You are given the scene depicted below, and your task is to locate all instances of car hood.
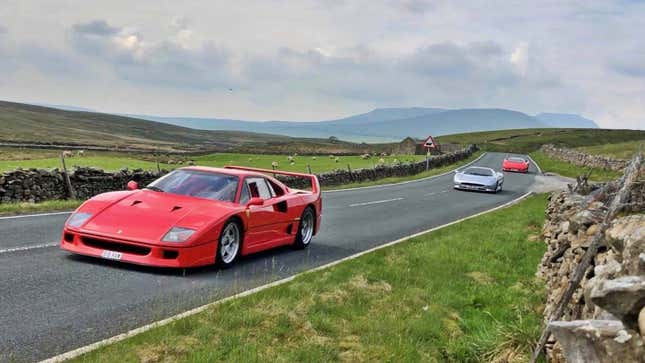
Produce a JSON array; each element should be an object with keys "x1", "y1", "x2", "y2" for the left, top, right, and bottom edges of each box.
[
  {"x1": 454, "y1": 173, "x2": 497, "y2": 184},
  {"x1": 81, "y1": 190, "x2": 235, "y2": 243}
]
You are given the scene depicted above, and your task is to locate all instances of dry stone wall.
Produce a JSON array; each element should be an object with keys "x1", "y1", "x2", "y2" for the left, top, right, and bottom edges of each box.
[
  {"x1": 541, "y1": 144, "x2": 628, "y2": 171},
  {"x1": 537, "y1": 161, "x2": 645, "y2": 362},
  {"x1": 0, "y1": 145, "x2": 478, "y2": 203}
]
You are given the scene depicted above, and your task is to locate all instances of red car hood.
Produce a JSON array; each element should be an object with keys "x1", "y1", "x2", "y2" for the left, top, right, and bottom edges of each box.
[{"x1": 81, "y1": 190, "x2": 234, "y2": 243}]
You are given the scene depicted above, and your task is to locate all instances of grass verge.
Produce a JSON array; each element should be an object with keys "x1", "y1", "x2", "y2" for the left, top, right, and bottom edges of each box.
[
  {"x1": 324, "y1": 151, "x2": 483, "y2": 190},
  {"x1": 576, "y1": 140, "x2": 645, "y2": 159},
  {"x1": 529, "y1": 151, "x2": 622, "y2": 181},
  {"x1": 0, "y1": 199, "x2": 81, "y2": 216},
  {"x1": 70, "y1": 194, "x2": 548, "y2": 363}
]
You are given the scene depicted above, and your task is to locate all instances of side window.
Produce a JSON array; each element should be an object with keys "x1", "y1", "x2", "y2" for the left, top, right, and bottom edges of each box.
[
  {"x1": 266, "y1": 179, "x2": 284, "y2": 197},
  {"x1": 247, "y1": 178, "x2": 272, "y2": 200},
  {"x1": 239, "y1": 181, "x2": 251, "y2": 205}
]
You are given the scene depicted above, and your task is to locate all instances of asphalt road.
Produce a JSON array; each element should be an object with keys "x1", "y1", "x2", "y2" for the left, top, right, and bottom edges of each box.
[{"x1": 0, "y1": 152, "x2": 538, "y2": 362}]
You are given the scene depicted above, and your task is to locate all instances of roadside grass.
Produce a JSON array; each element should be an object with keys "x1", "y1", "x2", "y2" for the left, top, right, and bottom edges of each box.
[
  {"x1": 577, "y1": 140, "x2": 645, "y2": 159},
  {"x1": 529, "y1": 151, "x2": 622, "y2": 181},
  {"x1": 324, "y1": 151, "x2": 483, "y2": 190},
  {"x1": 0, "y1": 199, "x2": 81, "y2": 216},
  {"x1": 70, "y1": 194, "x2": 548, "y2": 363}
]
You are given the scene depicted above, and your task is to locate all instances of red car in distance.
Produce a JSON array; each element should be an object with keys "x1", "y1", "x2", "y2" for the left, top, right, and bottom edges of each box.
[
  {"x1": 60, "y1": 166, "x2": 322, "y2": 268},
  {"x1": 502, "y1": 156, "x2": 530, "y2": 173}
]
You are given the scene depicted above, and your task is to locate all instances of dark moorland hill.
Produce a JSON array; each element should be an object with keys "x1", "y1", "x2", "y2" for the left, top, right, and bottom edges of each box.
[{"x1": 0, "y1": 101, "x2": 376, "y2": 154}]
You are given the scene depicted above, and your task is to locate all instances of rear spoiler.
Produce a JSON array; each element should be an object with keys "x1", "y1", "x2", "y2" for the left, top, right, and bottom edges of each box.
[{"x1": 224, "y1": 166, "x2": 320, "y2": 196}]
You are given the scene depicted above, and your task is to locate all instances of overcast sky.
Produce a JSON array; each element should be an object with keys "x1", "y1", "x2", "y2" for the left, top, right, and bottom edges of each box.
[{"x1": 1, "y1": 1, "x2": 644, "y2": 129}]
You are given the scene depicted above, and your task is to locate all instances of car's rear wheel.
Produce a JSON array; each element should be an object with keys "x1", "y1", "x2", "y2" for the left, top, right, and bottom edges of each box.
[
  {"x1": 293, "y1": 207, "x2": 315, "y2": 249},
  {"x1": 217, "y1": 220, "x2": 241, "y2": 268}
]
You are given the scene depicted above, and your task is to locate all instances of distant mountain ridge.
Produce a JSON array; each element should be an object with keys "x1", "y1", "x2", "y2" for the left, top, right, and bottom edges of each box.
[{"x1": 134, "y1": 108, "x2": 599, "y2": 142}]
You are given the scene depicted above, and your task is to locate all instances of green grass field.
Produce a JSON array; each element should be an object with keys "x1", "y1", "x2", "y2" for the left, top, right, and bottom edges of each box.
[
  {"x1": 529, "y1": 151, "x2": 623, "y2": 181},
  {"x1": 437, "y1": 128, "x2": 645, "y2": 154},
  {"x1": 0, "y1": 148, "x2": 424, "y2": 174},
  {"x1": 69, "y1": 194, "x2": 547, "y2": 363},
  {"x1": 576, "y1": 140, "x2": 645, "y2": 159}
]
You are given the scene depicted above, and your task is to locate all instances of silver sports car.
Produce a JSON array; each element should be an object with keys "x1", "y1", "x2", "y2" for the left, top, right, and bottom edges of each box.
[{"x1": 453, "y1": 166, "x2": 504, "y2": 193}]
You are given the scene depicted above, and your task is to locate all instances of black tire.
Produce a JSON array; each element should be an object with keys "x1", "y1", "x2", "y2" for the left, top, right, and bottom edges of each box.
[
  {"x1": 293, "y1": 207, "x2": 315, "y2": 249},
  {"x1": 216, "y1": 220, "x2": 241, "y2": 268}
]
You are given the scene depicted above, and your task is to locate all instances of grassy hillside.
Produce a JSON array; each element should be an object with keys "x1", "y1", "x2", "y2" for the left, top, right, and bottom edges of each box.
[
  {"x1": 437, "y1": 128, "x2": 645, "y2": 153},
  {"x1": 0, "y1": 101, "x2": 379, "y2": 154}
]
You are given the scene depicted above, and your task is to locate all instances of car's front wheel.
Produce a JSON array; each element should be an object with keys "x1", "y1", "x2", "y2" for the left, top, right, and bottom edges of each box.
[
  {"x1": 293, "y1": 207, "x2": 315, "y2": 249},
  {"x1": 216, "y1": 220, "x2": 241, "y2": 268}
]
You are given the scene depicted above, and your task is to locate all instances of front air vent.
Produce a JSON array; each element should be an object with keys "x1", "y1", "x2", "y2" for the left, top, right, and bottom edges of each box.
[
  {"x1": 131, "y1": 200, "x2": 142, "y2": 206},
  {"x1": 171, "y1": 206, "x2": 182, "y2": 212}
]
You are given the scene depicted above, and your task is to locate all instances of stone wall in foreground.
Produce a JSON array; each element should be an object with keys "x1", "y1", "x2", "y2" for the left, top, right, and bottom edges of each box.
[
  {"x1": 537, "y1": 161, "x2": 644, "y2": 362},
  {"x1": 540, "y1": 144, "x2": 628, "y2": 171},
  {"x1": 0, "y1": 145, "x2": 478, "y2": 203}
]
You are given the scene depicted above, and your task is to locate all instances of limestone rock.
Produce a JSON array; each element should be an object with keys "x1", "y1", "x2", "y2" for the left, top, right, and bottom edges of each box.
[
  {"x1": 588, "y1": 275, "x2": 645, "y2": 331},
  {"x1": 549, "y1": 320, "x2": 645, "y2": 363}
]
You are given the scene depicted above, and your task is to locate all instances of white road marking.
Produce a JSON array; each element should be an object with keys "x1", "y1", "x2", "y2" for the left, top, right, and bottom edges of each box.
[
  {"x1": 440, "y1": 190, "x2": 449, "y2": 193},
  {"x1": 425, "y1": 192, "x2": 436, "y2": 196},
  {"x1": 527, "y1": 154, "x2": 543, "y2": 174},
  {"x1": 349, "y1": 197, "x2": 404, "y2": 207},
  {"x1": 40, "y1": 191, "x2": 534, "y2": 363},
  {"x1": 0, "y1": 211, "x2": 71, "y2": 220},
  {"x1": 0, "y1": 242, "x2": 58, "y2": 254}
]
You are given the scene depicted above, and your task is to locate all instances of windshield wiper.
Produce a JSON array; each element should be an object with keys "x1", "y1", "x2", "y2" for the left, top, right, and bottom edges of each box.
[{"x1": 145, "y1": 186, "x2": 165, "y2": 192}]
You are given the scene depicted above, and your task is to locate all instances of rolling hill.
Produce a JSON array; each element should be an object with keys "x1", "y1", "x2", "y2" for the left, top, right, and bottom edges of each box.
[
  {"x1": 135, "y1": 108, "x2": 599, "y2": 142},
  {"x1": 0, "y1": 101, "x2": 371, "y2": 154}
]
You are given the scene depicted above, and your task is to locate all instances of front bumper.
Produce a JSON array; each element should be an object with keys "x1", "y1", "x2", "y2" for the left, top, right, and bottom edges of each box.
[
  {"x1": 60, "y1": 229, "x2": 216, "y2": 268},
  {"x1": 502, "y1": 167, "x2": 528, "y2": 173},
  {"x1": 453, "y1": 183, "x2": 498, "y2": 192}
]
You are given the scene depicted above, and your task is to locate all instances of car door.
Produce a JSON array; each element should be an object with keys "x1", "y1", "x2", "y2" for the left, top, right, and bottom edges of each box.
[{"x1": 243, "y1": 177, "x2": 283, "y2": 249}]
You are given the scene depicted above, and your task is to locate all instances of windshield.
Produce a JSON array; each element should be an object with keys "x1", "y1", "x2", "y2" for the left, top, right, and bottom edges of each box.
[
  {"x1": 463, "y1": 167, "x2": 493, "y2": 176},
  {"x1": 146, "y1": 169, "x2": 239, "y2": 202},
  {"x1": 508, "y1": 157, "x2": 526, "y2": 163}
]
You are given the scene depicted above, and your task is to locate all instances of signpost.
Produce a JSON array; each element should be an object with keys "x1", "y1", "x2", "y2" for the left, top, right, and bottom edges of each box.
[{"x1": 423, "y1": 135, "x2": 439, "y2": 170}]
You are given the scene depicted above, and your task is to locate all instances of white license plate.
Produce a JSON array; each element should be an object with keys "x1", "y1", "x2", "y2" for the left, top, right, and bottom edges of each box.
[
  {"x1": 101, "y1": 250, "x2": 122, "y2": 260},
  {"x1": 512, "y1": 169, "x2": 519, "y2": 171}
]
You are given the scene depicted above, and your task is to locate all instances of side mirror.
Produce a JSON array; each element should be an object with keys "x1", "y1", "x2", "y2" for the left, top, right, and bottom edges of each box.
[
  {"x1": 126, "y1": 180, "x2": 139, "y2": 190},
  {"x1": 247, "y1": 197, "x2": 264, "y2": 207}
]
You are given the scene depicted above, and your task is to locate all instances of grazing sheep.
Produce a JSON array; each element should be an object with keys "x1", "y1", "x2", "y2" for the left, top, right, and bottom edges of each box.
[
  {"x1": 290, "y1": 161, "x2": 295, "y2": 166},
  {"x1": 334, "y1": 157, "x2": 340, "y2": 163},
  {"x1": 271, "y1": 161, "x2": 279, "y2": 168},
  {"x1": 378, "y1": 158, "x2": 385, "y2": 164},
  {"x1": 360, "y1": 153, "x2": 371, "y2": 160},
  {"x1": 312, "y1": 156, "x2": 317, "y2": 160},
  {"x1": 62, "y1": 150, "x2": 73, "y2": 158},
  {"x1": 329, "y1": 155, "x2": 334, "y2": 159},
  {"x1": 77, "y1": 150, "x2": 85, "y2": 157},
  {"x1": 287, "y1": 155, "x2": 294, "y2": 162}
]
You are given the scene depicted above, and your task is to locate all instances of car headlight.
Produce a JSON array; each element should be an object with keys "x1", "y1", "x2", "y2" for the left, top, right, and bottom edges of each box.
[
  {"x1": 162, "y1": 227, "x2": 196, "y2": 242},
  {"x1": 66, "y1": 212, "x2": 93, "y2": 228}
]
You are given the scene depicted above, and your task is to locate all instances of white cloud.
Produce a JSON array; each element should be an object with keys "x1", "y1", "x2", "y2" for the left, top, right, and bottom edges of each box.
[
  {"x1": 0, "y1": 0, "x2": 643, "y2": 129},
  {"x1": 510, "y1": 42, "x2": 529, "y2": 76}
]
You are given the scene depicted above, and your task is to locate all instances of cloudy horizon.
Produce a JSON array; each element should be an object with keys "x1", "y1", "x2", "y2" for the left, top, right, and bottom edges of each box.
[{"x1": 1, "y1": 1, "x2": 644, "y2": 128}]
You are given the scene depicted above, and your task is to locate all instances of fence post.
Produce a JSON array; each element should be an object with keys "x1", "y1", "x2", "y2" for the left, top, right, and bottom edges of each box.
[
  {"x1": 425, "y1": 149, "x2": 430, "y2": 170},
  {"x1": 60, "y1": 152, "x2": 77, "y2": 199},
  {"x1": 347, "y1": 163, "x2": 354, "y2": 181},
  {"x1": 307, "y1": 164, "x2": 312, "y2": 174}
]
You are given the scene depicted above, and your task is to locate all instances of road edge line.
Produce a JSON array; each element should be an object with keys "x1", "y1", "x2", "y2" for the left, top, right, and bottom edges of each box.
[
  {"x1": 40, "y1": 190, "x2": 534, "y2": 363},
  {"x1": 0, "y1": 211, "x2": 72, "y2": 220},
  {"x1": 527, "y1": 154, "x2": 543, "y2": 174}
]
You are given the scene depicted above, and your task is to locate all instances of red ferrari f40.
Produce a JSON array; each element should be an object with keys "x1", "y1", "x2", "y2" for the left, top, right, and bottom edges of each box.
[
  {"x1": 502, "y1": 156, "x2": 529, "y2": 173},
  {"x1": 60, "y1": 166, "x2": 322, "y2": 268}
]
